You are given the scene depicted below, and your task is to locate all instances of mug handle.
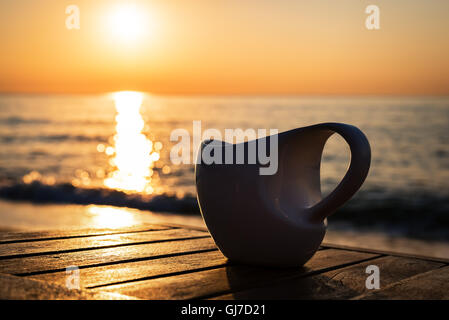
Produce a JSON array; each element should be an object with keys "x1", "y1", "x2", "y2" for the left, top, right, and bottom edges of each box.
[{"x1": 306, "y1": 123, "x2": 371, "y2": 223}]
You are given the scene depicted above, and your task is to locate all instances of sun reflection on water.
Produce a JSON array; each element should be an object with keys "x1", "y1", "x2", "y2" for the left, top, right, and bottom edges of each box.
[
  {"x1": 103, "y1": 91, "x2": 159, "y2": 194},
  {"x1": 88, "y1": 205, "x2": 138, "y2": 229}
]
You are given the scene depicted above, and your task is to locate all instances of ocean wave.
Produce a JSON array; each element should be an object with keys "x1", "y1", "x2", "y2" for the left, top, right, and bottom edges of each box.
[
  {"x1": 0, "y1": 117, "x2": 112, "y2": 126},
  {"x1": 0, "y1": 181, "x2": 200, "y2": 214},
  {"x1": 0, "y1": 134, "x2": 109, "y2": 143},
  {"x1": 0, "y1": 181, "x2": 448, "y2": 240},
  {"x1": 327, "y1": 189, "x2": 449, "y2": 240},
  {"x1": 0, "y1": 117, "x2": 50, "y2": 125}
]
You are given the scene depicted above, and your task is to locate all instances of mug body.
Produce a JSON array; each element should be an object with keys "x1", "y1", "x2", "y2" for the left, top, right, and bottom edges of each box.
[{"x1": 195, "y1": 139, "x2": 326, "y2": 267}]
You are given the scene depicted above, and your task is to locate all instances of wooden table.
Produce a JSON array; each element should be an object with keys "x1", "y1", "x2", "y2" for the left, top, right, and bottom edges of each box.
[{"x1": 0, "y1": 223, "x2": 448, "y2": 300}]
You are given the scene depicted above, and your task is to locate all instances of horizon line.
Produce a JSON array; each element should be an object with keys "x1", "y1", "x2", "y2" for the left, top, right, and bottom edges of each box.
[{"x1": 1, "y1": 91, "x2": 449, "y2": 99}]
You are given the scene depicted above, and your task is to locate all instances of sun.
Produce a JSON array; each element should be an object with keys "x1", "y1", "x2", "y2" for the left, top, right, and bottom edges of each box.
[{"x1": 107, "y1": 3, "x2": 150, "y2": 43}]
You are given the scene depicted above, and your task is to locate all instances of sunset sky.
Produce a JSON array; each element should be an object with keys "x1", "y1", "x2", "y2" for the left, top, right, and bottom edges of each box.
[{"x1": 1, "y1": 0, "x2": 448, "y2": 95}]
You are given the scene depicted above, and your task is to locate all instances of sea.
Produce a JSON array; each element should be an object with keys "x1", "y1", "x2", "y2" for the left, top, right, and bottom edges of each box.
[{"x1": 0, "y1": 93, "x2": 448, "y2": 249}]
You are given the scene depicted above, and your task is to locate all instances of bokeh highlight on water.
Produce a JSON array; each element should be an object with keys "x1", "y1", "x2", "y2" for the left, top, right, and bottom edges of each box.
[{"x1": 0, "y1": 94, "x2": 448, "y2": 239}]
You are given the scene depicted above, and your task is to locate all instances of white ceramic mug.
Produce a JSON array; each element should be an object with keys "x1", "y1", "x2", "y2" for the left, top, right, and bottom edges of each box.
[{"x1": 195, "y1": 123, "x2": 371, "y2": 267}]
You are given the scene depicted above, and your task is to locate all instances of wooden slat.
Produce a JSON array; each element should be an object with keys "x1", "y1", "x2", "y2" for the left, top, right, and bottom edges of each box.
[
  {"x1": 0, "y1": 224, "x2": 171, "y2": 244},
  {"x1": 354, "y1": 265, "x2": 449, "y2": 300},
  {"x1": 0, "y1": 228, "x2": 208, "y2": 259},
  {"x1": 29, "y1": 250, "x2": 228, "y2": 288},
  {"x1": 0, "y1": 237, "x2": 217, "y2": 275},
  {"x1": 213, "y1": 256, "x2": 443, "y2": 299},
  {"x1": 0, "y1": 273, "x2": 136, "y2": 300},
  {"x1": 93, "y1": 249, "x2": 379, "y2": 300},
  {"x1": 28, "y1": 246, "x2": 323, "y2": 288},
  {"x1": 322, "y1": 242, "x2": 449, "y2": 264},
  {"x1": 157, "y1": 223, "x2": 208, "y2": 232}
]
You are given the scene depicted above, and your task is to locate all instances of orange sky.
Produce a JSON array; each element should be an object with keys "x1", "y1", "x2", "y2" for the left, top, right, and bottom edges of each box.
[{"x1": 1, "y1": 0, "x2": 448, "y2": 95}]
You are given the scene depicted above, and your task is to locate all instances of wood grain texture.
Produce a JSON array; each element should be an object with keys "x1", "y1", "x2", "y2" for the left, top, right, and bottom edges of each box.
[
  {"x1": 0, "y1": 228, "x2": 208, "y2": 259},
  {"x1": 1, "y1": 224, "x2": 448, "y2": 300},
  {"x1": 354, "y1": 266, "x2": 449, "y2": 300},
  {"x1": 0, "y1": 273, "x2": 136, "y2": 300},
  {"x1": 213, "y1": 256, "x2": 443, "y2": 299},
  {"x1": 0, "y1": 237, "x2": 217, "y2": 275},
  {"x1": 322, "y1": 242, "x2": 449, "y2": 264},
  {"x1": 30, "y1": 250, "x2": 228, "y2": 288},
  {"x1": 0, "y1": 224, "x2": 170, "y2": 244},
  {"x1": 94, "y1": 249, "x2": 378, "y2": 300}
]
